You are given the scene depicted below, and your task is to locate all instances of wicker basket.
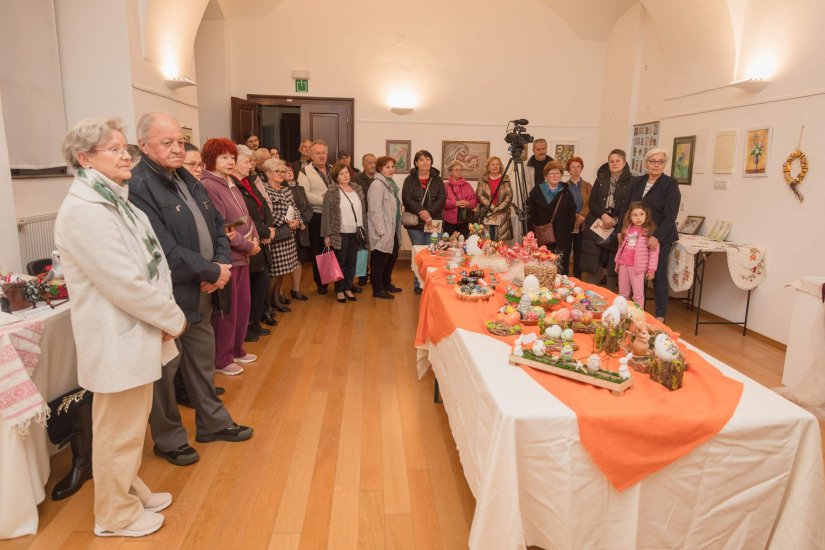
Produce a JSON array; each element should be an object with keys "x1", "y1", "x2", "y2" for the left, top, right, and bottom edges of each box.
[
  {"x1": 454, "y1": 286, "x2": 495, "y2": 302},
  {"x1": 649, "y1": 356, "x2": 686, "y2": 390},
  {"x1": 524, "y1": 263, "x2": 558, "y2": 288}
]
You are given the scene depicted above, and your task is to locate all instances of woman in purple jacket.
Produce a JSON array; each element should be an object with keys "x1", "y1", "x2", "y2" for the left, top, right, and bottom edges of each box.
[
  {"x1": 200, "y1": 138, "x2": 260, "y2": 376},
  {"x1": 443, "y1": 161, "x2": 478, "y2": 238}
]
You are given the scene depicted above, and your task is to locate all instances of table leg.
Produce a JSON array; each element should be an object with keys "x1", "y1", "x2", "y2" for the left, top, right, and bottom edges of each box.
[
  {"x1": 743, "y1": 290, "x2": 751, "y2": 336},
  {"x1": 694, "y1": 254, "x2": 707, "y2": 335}
]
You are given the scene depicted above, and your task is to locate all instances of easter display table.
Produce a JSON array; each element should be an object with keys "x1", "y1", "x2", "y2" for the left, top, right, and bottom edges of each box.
[
  {"x1": 0, "y1": 302, "x2": 77, "y2": 540},
  {"x1": 413, "y1": 249, "x2": 825, "y2": 550}
]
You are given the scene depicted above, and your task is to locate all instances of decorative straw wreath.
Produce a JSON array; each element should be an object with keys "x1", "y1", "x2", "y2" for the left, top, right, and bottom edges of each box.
[{"x1": 783, "y1": 149, "x2": 807, "y2": 202}]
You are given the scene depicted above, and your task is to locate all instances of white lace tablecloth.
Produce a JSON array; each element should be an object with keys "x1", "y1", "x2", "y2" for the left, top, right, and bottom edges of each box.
[{"x1": 668, "y1": 235, "x2": 767, "y2": 292}]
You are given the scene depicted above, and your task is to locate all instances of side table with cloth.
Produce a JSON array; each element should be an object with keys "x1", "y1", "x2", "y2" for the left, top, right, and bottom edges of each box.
[
  {"x1": 777, "y1": 276, "x2": 825, "y2": 417},
  {"x1": 412, "y1": 249, "x2": 825, "y2": 550},
  {"x1": 0, "y1": 302, "x2": 77, "y2": 539},
  {"x1": 668, "y1": 234, "x2": 767, "y2": 335}
]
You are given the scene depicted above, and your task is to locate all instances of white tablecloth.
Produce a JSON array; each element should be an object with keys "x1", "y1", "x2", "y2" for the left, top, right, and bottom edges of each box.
[{"x1": 0, "y1": 303, "x2": 77, "y2": 539}]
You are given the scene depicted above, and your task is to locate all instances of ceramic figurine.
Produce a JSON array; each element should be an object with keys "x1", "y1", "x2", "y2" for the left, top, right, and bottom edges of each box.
[
  {"x1": 586, "y1": 353, "x2": 601, "y2": 373},
  {"x1": 618, "y1": 355, "x2": 631, "y2": 380},
  {"x1": 613, "y1": 295, "x2": 629, "y2": 317},
  {"x1": 560, "y1": 343, "x2": 574, "y2": 362}
]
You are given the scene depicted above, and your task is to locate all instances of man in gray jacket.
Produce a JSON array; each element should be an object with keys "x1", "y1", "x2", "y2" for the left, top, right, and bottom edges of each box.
[{"x1": 129, "y1": 112, "x2": 253, "y2": 466}]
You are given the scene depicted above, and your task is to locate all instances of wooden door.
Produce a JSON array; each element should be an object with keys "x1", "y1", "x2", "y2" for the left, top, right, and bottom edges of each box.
[
  {"x1": 280, "y1": 112, "x2": 301, "y2": 162},
  {"x1": 230, "y1": 97, "x2": 260, "y2": 144},
  {"x1": 299, "y1": 101, "x2": 352, "y2": 161}
]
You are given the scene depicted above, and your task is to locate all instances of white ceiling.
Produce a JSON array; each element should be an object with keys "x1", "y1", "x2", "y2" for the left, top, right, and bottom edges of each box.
[{"x1": 539, "y1": 0, "x2": 639, "y2": 41}]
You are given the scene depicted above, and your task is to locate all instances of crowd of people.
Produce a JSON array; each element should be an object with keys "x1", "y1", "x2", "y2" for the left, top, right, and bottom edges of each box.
[{"x1": 53, "y1": 112, "x2": 679, "y2": 537}]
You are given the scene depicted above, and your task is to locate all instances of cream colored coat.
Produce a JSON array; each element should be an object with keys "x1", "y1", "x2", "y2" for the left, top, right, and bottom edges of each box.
[
  {"x1": 55, "y1": 178, "x2": 186, "y2": 394},
  {"x1": 368, "y1": 174, "x2": 400, "y2": 253}
]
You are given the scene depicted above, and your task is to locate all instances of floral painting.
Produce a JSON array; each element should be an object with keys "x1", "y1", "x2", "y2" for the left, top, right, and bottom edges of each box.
[
  {"x1": 671, "y1": 136, "x2": 696, "y2": 184},
  {"x1": 744, "y1": 126, "x2": 771, "y2": 177},
  {"x1": 553, "y1": 143, "x2": 577, "y2": 169},
  {"x1": 386, "y1": 140, "x2": 411, "y2": 174}
]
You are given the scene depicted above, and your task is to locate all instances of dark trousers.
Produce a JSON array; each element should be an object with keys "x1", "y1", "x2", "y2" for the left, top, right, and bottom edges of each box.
[
  {"x1": 652, "y1": 242, "x2": 672, "y2": 318},
  {"x1": 443, "y1": 221, "x2": 469, "y2": 239},
  {"x1": 370, "y1": 237, "x2": 399, "y2": 294},
  {"x1": 571, "y1": 231, "x2": 583, "y2": 279},
  {"x1": 600, "y1": 248, "x2": 619, "y2": 292},
  {"x1": 308, "y1": 214, "x2": 325, "y2": 289},
  {"x1": 333, "y1": 233, "x2": 359, "y2": 293},
  {"x1": 248, "y1": 268, "x2": 270, "y2": 325},
  {"x1": 149, "y1": 293, "x2": 233, "y2": 450}
]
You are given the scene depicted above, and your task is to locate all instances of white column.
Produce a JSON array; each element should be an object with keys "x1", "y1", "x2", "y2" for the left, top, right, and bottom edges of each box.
[{"x1": 0, "y1": 91, "x2": 22, "y2": 271}]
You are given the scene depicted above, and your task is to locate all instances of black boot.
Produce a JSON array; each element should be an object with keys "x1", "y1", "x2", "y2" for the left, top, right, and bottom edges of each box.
[{"x1": 51, "y1": 403, "x2": 93, "y2": 501}]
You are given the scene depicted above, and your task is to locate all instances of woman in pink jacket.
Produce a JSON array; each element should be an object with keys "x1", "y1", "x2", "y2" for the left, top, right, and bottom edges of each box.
[
  {"x1": 614, "y1": 201, "x2": 658, "y2": 305},
  {"x1": 443, "y1": 160, "x2": 478, "y2": 238},
  {"x1": 200, "y1": 138, "x2": 260, "y2": 376}
]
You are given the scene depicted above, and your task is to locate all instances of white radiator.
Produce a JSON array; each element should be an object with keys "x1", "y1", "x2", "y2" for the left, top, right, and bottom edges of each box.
[{"x1": 17, "y1": 212, "x2": 57, "y2": 267}]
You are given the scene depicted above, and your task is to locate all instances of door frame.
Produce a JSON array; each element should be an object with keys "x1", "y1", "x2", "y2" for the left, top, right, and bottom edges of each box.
[{"x1": 247, "y1": 95, "x2": 354, "y2": 156}]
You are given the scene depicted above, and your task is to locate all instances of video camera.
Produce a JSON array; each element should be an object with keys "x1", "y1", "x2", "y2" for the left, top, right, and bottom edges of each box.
[{"x1": 504, "y1": 119, "x2": 534, "y2": 158}]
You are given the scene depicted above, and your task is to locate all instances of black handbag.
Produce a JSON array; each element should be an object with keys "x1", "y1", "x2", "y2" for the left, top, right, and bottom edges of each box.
[
  {"x1": 273, "y1": 223, "x2": 292, "y2": 243},
  {"x1": 457, "y1": 207, "x2": 475, "y2": 224}
]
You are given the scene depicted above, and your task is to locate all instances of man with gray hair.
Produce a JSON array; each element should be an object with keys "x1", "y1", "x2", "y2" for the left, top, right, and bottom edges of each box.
[
  {"x1": 524, "y1": 138, "x2": 554, "y2": 192},
  {"x1": 129, "y1": 112, "x2": 253, "y2": 467},
  {"x1": 297, "y1": 139, "x2": 334, "y2": 294}
]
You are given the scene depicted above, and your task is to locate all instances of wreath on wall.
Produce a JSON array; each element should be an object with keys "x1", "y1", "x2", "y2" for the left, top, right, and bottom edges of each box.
[{"x1": 783, "y1": 149, "x2": 807, "y2": 203}]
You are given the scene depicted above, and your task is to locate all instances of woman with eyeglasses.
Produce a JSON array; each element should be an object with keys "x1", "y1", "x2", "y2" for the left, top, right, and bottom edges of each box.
[
  {"x1": 628, "y1": 148, "x2": 681, "y2": 322},
  {"x1": 182, "y1": 142, "x2": 204, "y2": 180},
  {"x1": 262, "y1": 159, "x2": 301, "y2": 311},
  {"x1": 579, "y1": 149, "x2": 634, "y2": 290},
  {"x1": 528, "y1": 160, "x2": 576, "y2": 271}
]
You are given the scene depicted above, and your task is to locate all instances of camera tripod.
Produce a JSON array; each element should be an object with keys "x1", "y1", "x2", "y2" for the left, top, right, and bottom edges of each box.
[{"x1": 501, "y1": 147, "x2": 532, "y2": 239}]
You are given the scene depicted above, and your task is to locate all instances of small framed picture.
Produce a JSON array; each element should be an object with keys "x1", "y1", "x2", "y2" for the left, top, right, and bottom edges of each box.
[
  {"x1": 386, "y1": 140, "x2": 412, "y2": 174},
  {"x1": 671, "y1": 136, "x2": 696, "y2": 185},
  {"x1": 743, "y1": 126, "x2": 771, "y2": 177},
  {"x1": 678, "y1": 215, "x2": 705, "y2": 235},
  {"x1": 706, "y1": 220, "x2": 733, "y2": 241}
]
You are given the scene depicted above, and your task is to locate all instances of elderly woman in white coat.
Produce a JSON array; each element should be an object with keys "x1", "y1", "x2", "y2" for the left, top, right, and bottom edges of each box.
[
  {"x1": 368, "y1": 156, "x2": 403, "y2": 299},
  {"x1": 55, "y1": 118, "x2": 186, "y2": 538}
]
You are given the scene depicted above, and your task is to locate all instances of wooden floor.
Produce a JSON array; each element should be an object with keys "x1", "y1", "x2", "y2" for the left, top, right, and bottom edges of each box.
[{"x1": 5, "y1": 265, "x2": 800, "y2": 550}]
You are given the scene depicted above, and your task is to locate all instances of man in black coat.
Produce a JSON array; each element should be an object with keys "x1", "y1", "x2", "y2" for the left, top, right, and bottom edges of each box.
[
  {"x1": 129, "y1": 112, "x2": 253, "y2": 467},
  {"x1": 628, "y1": 149, "x2": 681, "y2": 321}
]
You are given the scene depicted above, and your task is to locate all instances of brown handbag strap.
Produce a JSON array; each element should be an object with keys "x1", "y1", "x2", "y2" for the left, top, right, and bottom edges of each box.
[{"x1": 549, "y1": 189, "x2": 564, "y2": 223}]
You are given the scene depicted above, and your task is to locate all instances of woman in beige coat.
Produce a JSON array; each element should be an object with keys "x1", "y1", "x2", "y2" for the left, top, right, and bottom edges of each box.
[
  {"x1": 476, "y1": 156, "x2": 514, "y2": 241},
  {"x1": 55, "y1": 118, "x2": 186, "y2": 538},
  {"x1": 368, "y1": 156, "x2": 403, "y2": 299}
]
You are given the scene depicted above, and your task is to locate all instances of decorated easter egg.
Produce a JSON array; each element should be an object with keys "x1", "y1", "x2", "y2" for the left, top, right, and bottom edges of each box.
[
  {"x1": 558, "y1": 287, "x2": 571, "y2": 297},
  {"x1": 545, "y1": 324, "x2": 563, "y2": 339},
  {"x1": 554, "y1": 308, "x2": 571, "y2": 322},
  {"x1": 654, "y1": 333, "x2": 680, "y2": 361},
  {"x1": 573, "y1": 286, "x2": 583, "y2": 295},
  {"x1": 601, "y1": 306, "x2": 621, "y2": 328},
  {"x1": 586, "y1": 354, "x2": 601, "y2": 372},
  {"x1": 560, "y1": 343, "x2": 574, "y2": 361},
  {"x1": 531, "y1": 306, "x2": 546, "y2": 319},
  {"x1": 570, "y1": 308, "x2": 583, "y2": 321},
  {"x1": 522, "y1": 275, "x2": 541, "y2": 295},
  {"x1": 613, "y1": 296, "x2": 629, "y2": 316},
  {"x1": 565, "y1": 295, "x2": 575, "y2": 304},
  {"x1": 561, "y1": 328, "x2": 575, "y2": 341},
  {"x1": 532, "y1": 340, "x2": 547, "y2": 357},
  {"x1": 580, "y1": 310, "x2": 594, "y2": 323},
  {"x1": 505, "y1": 312, "x2": 521, "y2": 326},
  {"x1": 554, "y1": 274, "x2": 562, "y2": 287}
]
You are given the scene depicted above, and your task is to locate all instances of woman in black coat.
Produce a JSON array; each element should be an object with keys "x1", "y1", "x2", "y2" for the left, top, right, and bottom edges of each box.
[
  {"x1": 579, "y1": 149, "x2": 635, "y2": 290},
  {"x1": 528, "y1": 160, "x2": 576, "y2": 272},
  {"x1": 628, "y1": 148, "x2": 681, "y2": 321}
]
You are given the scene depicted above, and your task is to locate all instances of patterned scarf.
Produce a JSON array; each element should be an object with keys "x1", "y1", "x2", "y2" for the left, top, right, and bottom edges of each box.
[{"x1": 76, "y1": 168, "x2": 164, "y2": 281}]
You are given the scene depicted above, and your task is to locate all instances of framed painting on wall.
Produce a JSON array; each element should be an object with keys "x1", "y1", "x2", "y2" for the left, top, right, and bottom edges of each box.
[
  {"x1": 386, "y1": 140, "x2": 411, "y2": 174},
  {"x1": 441, "y1": 140, "x2": 490, "y2": 180},
  {"x1": 552, "y1": 142, "x2": 577, "y2": 169},
  {"x1": 743, "y1": 126, "x2": 771, "y2": 177},
  {"x1": 671, "y1": 136, "x2": 696, "y2": 184},
  {"x1": 712, "y1": 130, "x2": 737, "y2": 174},
  {"x1": 630, "y1": 121, "x2": 660, "y2": 176}
]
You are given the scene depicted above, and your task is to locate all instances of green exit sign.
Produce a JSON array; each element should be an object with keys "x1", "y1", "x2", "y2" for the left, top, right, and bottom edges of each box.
[{"x1": 295, "y1": 79, "x2": 309, "y2": 93}]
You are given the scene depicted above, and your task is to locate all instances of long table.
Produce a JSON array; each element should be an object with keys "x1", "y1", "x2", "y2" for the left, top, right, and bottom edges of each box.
[
  {"x1": 0, "y1": 302, "x2": 77, "y2": 539},
  {"x1": 411, "y1": 248, "x2": 825, "y2": 550}
]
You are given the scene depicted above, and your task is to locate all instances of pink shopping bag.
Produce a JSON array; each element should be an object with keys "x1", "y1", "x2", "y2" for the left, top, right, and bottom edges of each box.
[{"x1": 316, "y1": 247, "x2": 344, "y2": 285}]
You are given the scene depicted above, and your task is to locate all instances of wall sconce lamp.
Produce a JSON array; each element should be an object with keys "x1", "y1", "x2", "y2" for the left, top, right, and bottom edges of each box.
[
  {"x1": 390, "y1": 107, "x2": 414, "y2": 115},
  {"x1": 728, "y1": 78, "x2": 771, "y2": 93},
  {"x1": 164, "y1": 76, "x2": 197, "y2": 90}
]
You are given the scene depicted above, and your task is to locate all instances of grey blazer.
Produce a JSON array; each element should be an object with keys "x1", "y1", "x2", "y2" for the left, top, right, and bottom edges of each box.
[{"x1": 368, "y1": 174, "x2": 400, "y2": 253}]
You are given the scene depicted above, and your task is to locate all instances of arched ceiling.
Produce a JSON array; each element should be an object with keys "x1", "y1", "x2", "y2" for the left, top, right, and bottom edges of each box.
[{"x1": 538, "y1": 0, "x2": 639, "y2": 42}]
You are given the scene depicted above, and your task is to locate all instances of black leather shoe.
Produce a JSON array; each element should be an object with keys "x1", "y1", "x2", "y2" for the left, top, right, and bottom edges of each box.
[
  {"x1": 388, "y1": 285, "x2": 403, "y2": 293},
  {"x1": 273, "y1": 303, "x2": 292, "y2": 313},
  {"x1": 280, "y1": 296, "x2": 292, "y2": 305},
  {"x1": 357, "y1": 276, "x2": 368, "y2": 286},
  {"x1": 317, "y1": 286, "x2": 328, "y2": 295},
  {"x1": 244, "y1": 331, "x2": 260, "y2": 342},
  {"x1": 262, "y1": 312, "x2": 277, "y2": 326},
  {"x1": 51, "y1": 403, "x2": 93, "y2": 500},
  {"x1": 351, "y1": 286, "x2": 363, "y2": 294},
  {"x1": 196, "y1": 423, "x2": 254, "y2": 443},
  {"x1": 345, "y1": 294, "x2": 357, "y2": 302},
  {"x1": 290, "y1": 290, "x2": 308, "y2": 301},
  {"x1": 249, "y1": 323, "x2": 271, "y2": 336},
  {"x1": 413, "y1": 287, "x2": 423, "y2": 295},
  {"x1": 215, "y1": 386, "x2": 225, "y2": 396},
  {"x1": 373, "y1": 291, "x2": 395, "y2": 299},
  {"x1": 153, "y1": 444, "x2": 200, "y2": 466}
]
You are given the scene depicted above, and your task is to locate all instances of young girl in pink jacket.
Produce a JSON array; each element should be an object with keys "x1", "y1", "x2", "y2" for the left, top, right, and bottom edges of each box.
[{"x1": 615, "y1": 202, "x2": 659, "y2": 304}]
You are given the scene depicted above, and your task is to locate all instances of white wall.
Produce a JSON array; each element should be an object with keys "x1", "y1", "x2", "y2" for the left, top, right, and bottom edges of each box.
[
  {"x1": 194, "y1": 1, "x2": 231, "y2": 142},
  {"x1": 601, "y1": 0, "x2": 825, "y2": 344},
  {"x1": 0, "y1": 92, "x2": 22, "y2": 271}
]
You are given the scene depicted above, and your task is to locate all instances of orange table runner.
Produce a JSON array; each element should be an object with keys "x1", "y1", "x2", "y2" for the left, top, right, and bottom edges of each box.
[{"x1": 413, "y1": 249, "x2": 744, "y2": 491}]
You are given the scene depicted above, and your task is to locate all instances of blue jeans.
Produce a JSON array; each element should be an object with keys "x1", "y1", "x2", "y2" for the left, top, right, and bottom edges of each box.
[{"x1": 406, "y1": 228, "x2": 431, "y2": 290}]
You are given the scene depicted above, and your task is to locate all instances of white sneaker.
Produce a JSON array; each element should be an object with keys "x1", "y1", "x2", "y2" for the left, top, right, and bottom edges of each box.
[
  {"x1": 217, "y1": 363, "x2": 244, "y2": 376},
  {"x1": 143, "y1": 492, "x2": 172, "y2": 513},
  {"x1": 234, "y1": 353, "x2": 257, "y2": 364},
  {"x1": 94, "y1": 510, "x2": 164, "y2": 537}
]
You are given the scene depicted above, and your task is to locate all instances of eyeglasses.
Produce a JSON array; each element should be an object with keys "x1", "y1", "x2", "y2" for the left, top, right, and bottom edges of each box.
[
  {"x1": 270, "y1": 170, "x2": 287, "y2": 174},
  {"x1": 184, "y1": 161, "x2": 205, "y2": 169},
  {"x1": 647, "y1": 159, "x2": 666, "y2": 165},
  {"x1": 547, "y1": 171, "x2": 562, "y2": 176},
  {"x1": 93, "y1": 147, "x2": 130, "y2": 157}
]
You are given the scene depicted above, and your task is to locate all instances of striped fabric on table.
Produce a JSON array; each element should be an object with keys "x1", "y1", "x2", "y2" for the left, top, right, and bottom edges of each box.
[{"x1": 0, "y1": 319, "x2": 48, "y2": 434}]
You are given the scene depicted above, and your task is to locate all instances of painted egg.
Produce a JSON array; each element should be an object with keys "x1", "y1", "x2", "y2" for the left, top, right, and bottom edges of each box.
[
  {"x1": 570, "y1": 308, "x2": 583, "y2": 321},
  {"x1": 554, "y1": 308, "x2": 571, "y2": 322},
  {"x1": 522, "y1": 275, "x2": 541, "y2": 295},
  {"x1": 587, "y1": 354, "x2": 601, "y2": 372},
  {"x1": 613, "y1": 296, "x2": 629, "y2": 316},
  {"x1": 561, "y1": 328, "x2": 575, "y2": 341},
  {"x1": 532, "y1": 340, "x2": 547, "y2": 357},
  {"x1": 601, "y1": 306, "x2": 621, "y2": 328},
  {"x1": 545, "y1": 324, "x2": 563, "y2": 339},
  {"x1": 654, "y1": 333, "x2": 680, "y2": 361},
  {"x1": 554, "y1": 275, "x2": 562, "y2": 287},
  {"x1": 581, "y1": 311, "x2": 594, "y2": 323},
  {"x1": 565, "y1": 295, "x2": 575, "y2": 304},
  {"x1": 531, "y1": 306, "x2": 546, "y2": 319},
  {"x1": 576, "y1": 294, "x2": 586, "y2": 300},
  {"x1": 573, "y1": 286, "x2": 583, "y2": 295},
  {"x1": 560, "y1": 343, "x2": 574, "y2": 361},
  {"x1": 558, "y1": 287, "x2": 571, "y2": 297}
]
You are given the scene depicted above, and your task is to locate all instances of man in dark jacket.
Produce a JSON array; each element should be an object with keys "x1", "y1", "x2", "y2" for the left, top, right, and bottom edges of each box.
[
  {"x1": 129, "y1": 112, "x2": 253, "y2": 467},
  {"x1": 354, "y1": 153, "x2": 377, "y2": 195}
]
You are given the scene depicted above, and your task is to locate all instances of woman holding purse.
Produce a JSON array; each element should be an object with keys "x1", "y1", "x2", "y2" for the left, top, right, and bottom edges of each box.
[
  {"x1": 528, "y1": 161, "x2": 576, "y2": 273},
  {"x1": 442, "y1": 161, "x2": 477, "y2": 238},
  {"x1": 262, "y1": 159, "x2": 301, "y2": 313},
  {"x1": 476, "y1": 156, "x2": 513, "y2": 242}
]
